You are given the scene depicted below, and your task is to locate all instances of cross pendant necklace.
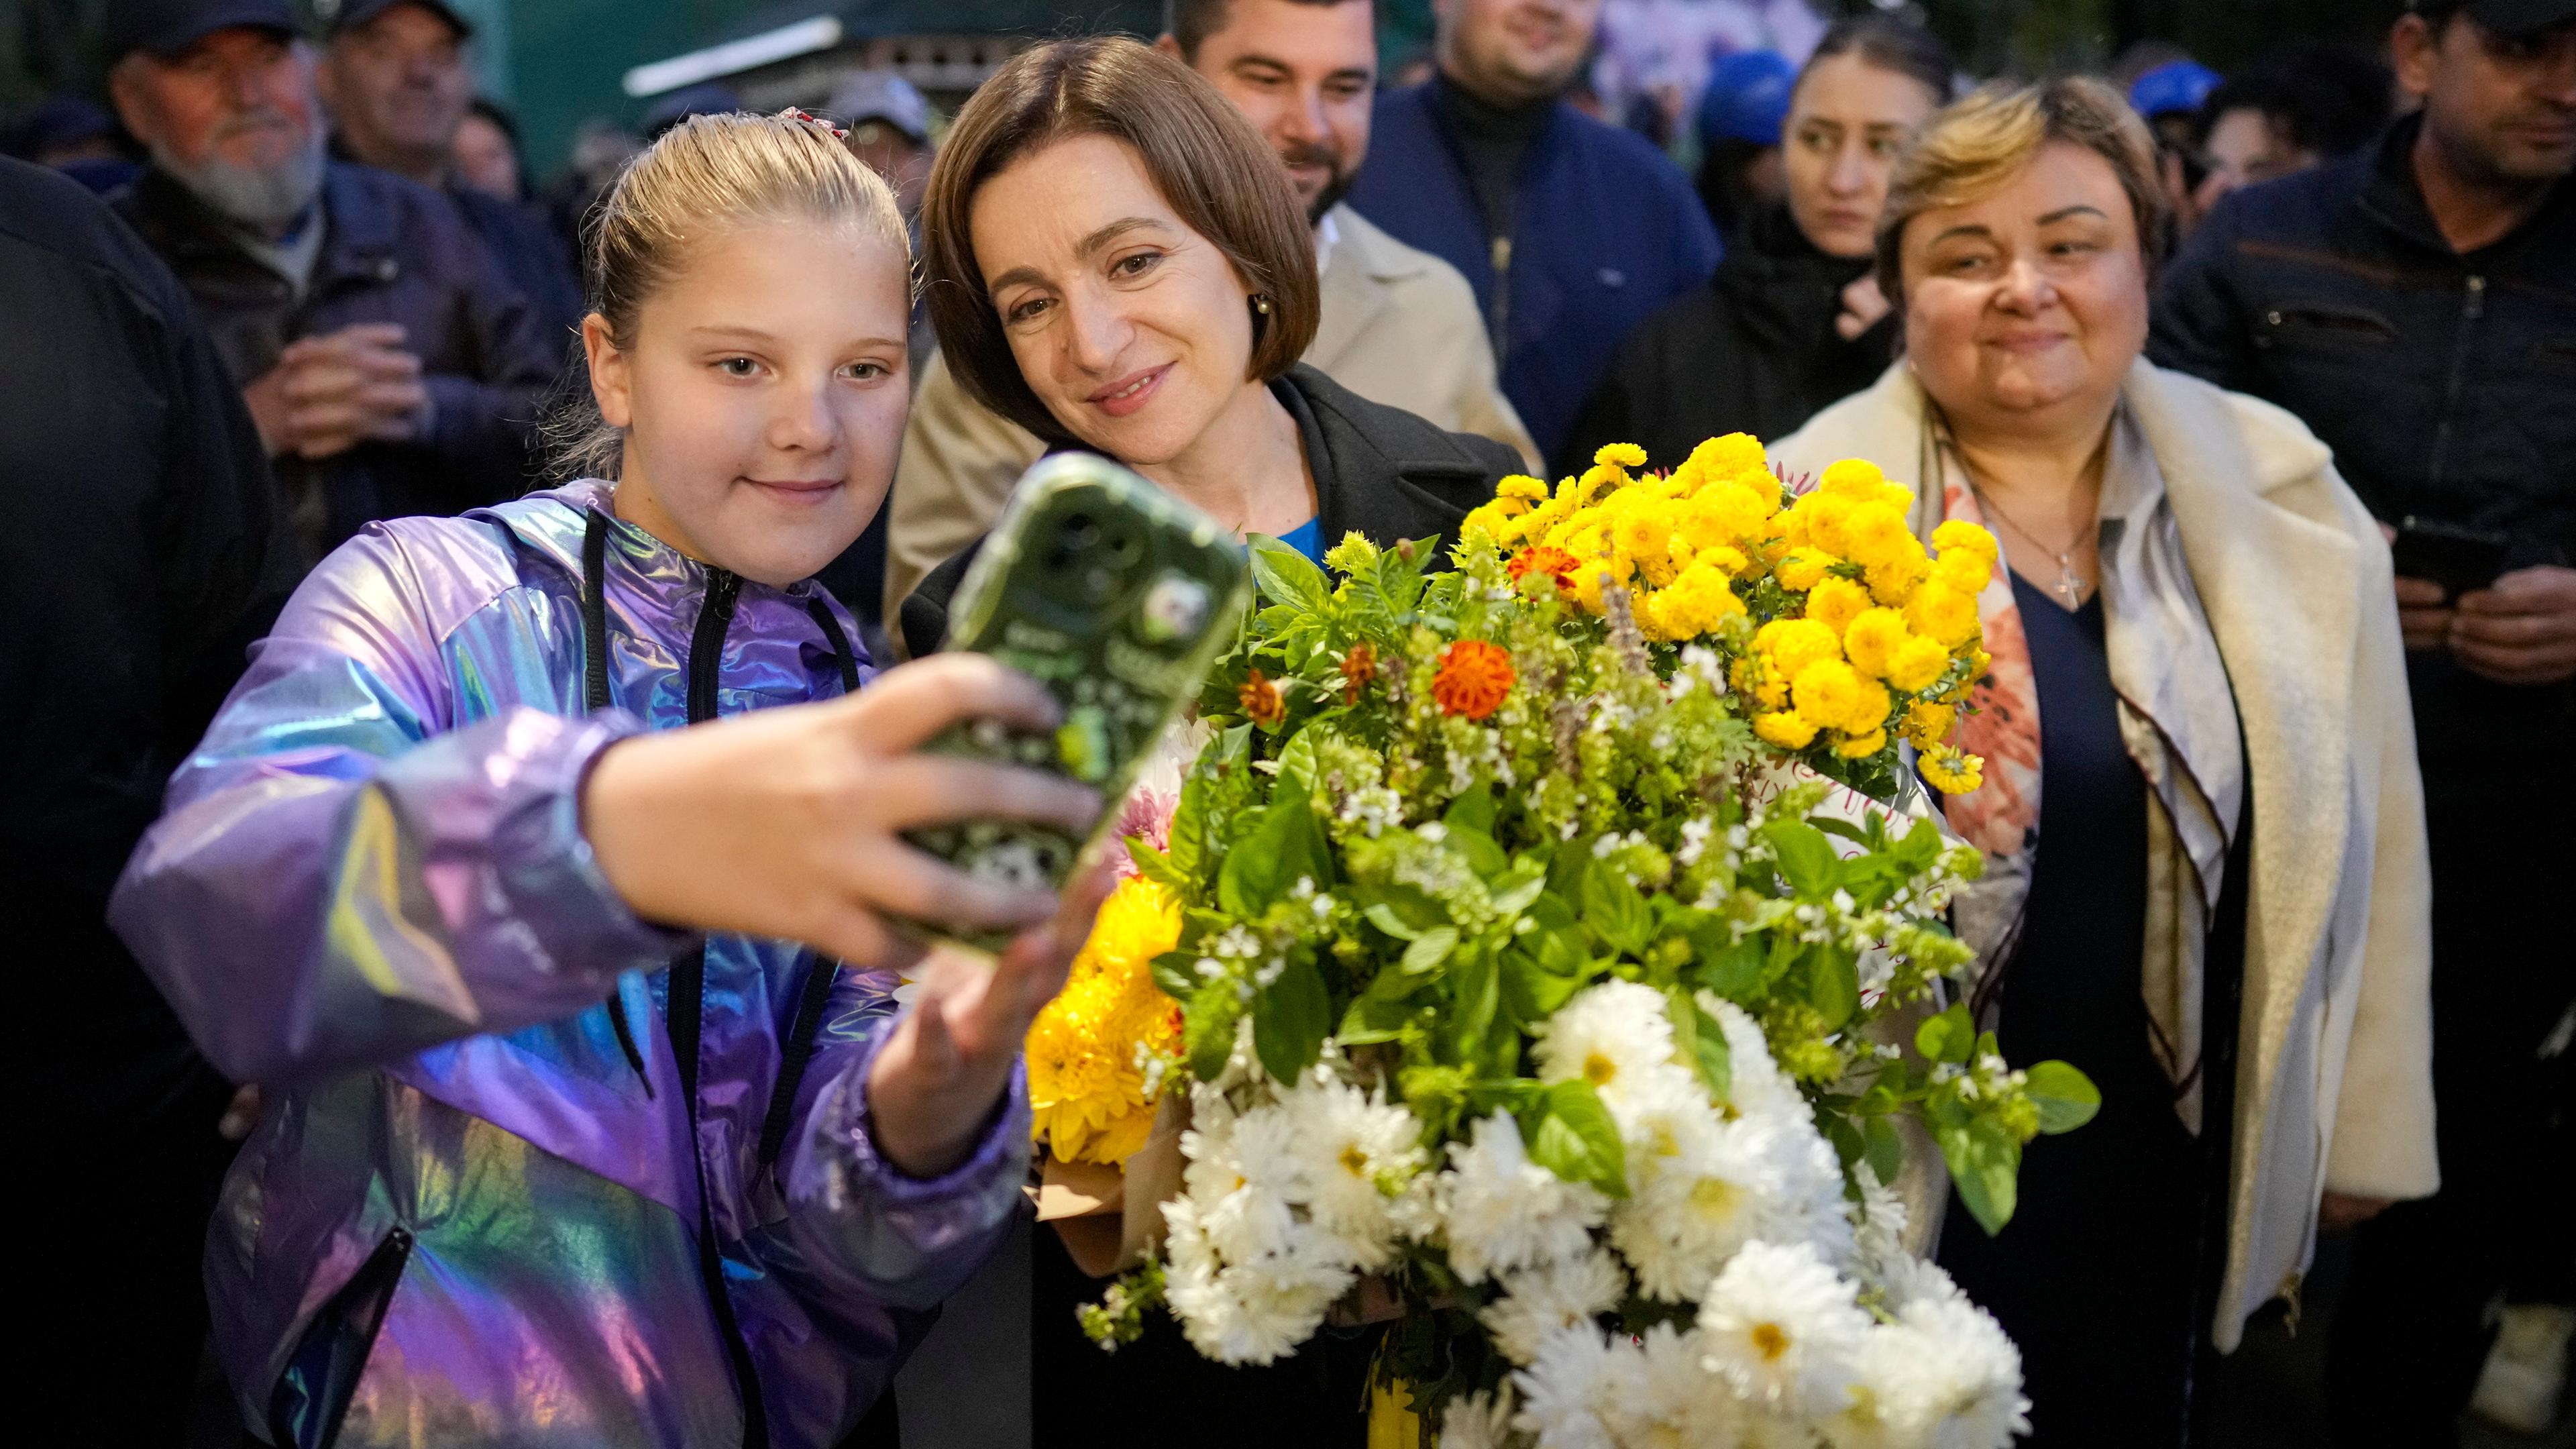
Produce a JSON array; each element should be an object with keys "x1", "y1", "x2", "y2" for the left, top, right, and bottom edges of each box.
[{"x1": 1968, "y1": 480, "x2": 2094, "y2": 608}]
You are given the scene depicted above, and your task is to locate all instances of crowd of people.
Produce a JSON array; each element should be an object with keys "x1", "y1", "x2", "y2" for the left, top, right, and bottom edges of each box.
[{"x1": 3, "y1": 0, "x2": 2569, "y2": 1446}]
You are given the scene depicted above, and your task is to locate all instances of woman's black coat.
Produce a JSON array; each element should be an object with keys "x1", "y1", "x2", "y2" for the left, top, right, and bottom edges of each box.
[
  {"x1": 896, "y1": 362, "x2": 1525, "y2": 659},
  {"x1": 1557, "y1": 203, "x2": 1898, "y2": 477}
]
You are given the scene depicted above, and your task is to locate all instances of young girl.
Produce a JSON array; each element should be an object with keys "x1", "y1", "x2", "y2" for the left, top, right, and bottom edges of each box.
[{"x1": 111, "y1": 111, "x2": 1108, "y2": 1449}]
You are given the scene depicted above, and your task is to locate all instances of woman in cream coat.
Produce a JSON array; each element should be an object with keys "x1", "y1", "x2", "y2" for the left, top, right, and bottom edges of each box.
[{"x1": 1773, "y1": 80, "x2": 2434, "y2": 1446}]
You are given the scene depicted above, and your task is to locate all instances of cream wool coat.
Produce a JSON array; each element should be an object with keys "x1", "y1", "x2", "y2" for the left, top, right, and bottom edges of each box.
[
  {"x1": 880, "y1": 205, "x2": 1538, "y2": 625},
  {"x1": 1775, "y1": 358, "x2": 2438, "y2": 1352}
]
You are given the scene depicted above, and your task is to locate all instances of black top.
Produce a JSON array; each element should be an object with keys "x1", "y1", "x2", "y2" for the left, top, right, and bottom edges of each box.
[
  {"x1": 2149, "y1": 113, "x2": 2575, "y2": 806},
  {"x1": 1432, "y1": 70, "x2": 1552, "y2": 244},
  {"x1": 1558, "y1": 203, "x2": 1896, "y2": 476},
  {"x1": 896, "y1": 363, "x2": 1523, "y2": 659},
  {"x1": 0, "y1": 154, "x2": 295, "y2": 1102},
  {"x1": 1937, "y1": 573, "x2": 2247, "y2": 1449}
]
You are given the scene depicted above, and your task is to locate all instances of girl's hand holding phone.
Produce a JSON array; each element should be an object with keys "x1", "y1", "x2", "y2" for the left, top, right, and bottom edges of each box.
[{"x1": 582, "y1": 651, "x2": 1104, "y2": 964}]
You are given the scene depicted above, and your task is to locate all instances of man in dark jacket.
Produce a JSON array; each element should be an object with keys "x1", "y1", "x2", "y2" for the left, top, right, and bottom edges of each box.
[
  {"x1": 316, "y1": 0, "x2": 586, "y2": 346},
  {"x1": 2150, "y1": 2, "x2": 2575, "y2": 1441},
  {"x1": 1, "y1": 154, "x2": 297, "y2": 1443},
  {"x1": 105, "y1": 0, "x2": 559, "y2": 569},
  {"x1": 1344, "y1": 0, "x2": 1719, "y2": 468}
]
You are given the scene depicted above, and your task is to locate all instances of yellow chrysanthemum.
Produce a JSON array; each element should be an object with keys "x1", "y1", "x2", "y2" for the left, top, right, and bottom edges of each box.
[
  {"x1": 1905, "y1": 582, "x2": 1982, "y2": 649},
  {"x1": 1817, "y1": 458, "x2": 1887, "y2": 500},
  {"x1": 1700, "y1": 543, "x2": 1751, "y2": 576},
  {"x1": 1460, "y1": 500, "x2": 1520, "y2": 541},
  {"x1": 1792, "y1": 659, "x2": 1866, "y2": 733},
  {"x1": 1905, "y1": 699, "x2": 1958, "y2": 749},
  {"x1": 1839, "y1": 502, "x2": 1915, "y2": 573},
  {"x1": 1757, "y1": 617, "x2": 1843, "y2": 680},
  {"x1": 1932, "y1": 546, "x2": 1994, "y2": 596},
  {"x1": 1755, "y1": 708, "x2": 1821, "y2": 749},
  {"x1": 1835, "y1": 727, "x2": 1889, "y2": 759},
  {"x1": 1775, "y1": 545, "x2": 1839, "y2": 593},
  {"x1": 1847, "y1": 678, "x2": 1893, "y2": 735},
  {"x1": 1647, "y1": 561, "x2": 1744, "y2": 639},
  {"x1": 1499, "y1": 474, "x2": 1550, "y2": 502},
  {"x1": 1932, "y1": 519, "x2": 2001, "y2": 561},
  {"x1": 1842, "y1": 607, "x2": 1911, "y2": 680},
  {"x1": 1886, "y1": 635, "x2": 1953, "y2": 693},
  {"x1": 1807, "y1": 576, "x2": 1872, "y2": 638},
  {"x1": 1026, "y1": 878, "x2": 1185, "y2": 1165},
  {"x1": 1734, "y1": 655, "x2": 1788, "y2": 710},
  {"x1": 1595, "y1": 441, "x2": 1650, "y2": 470},
  {"x1": 1864, "y1": 545, "x2": 1930, "y2": 607},
  {"x1": 1689, "y1": 433, "x2": 1768, "y2": 482},
  {"x1": 1921, "y1": 745, "x2": 1985, "y2": 794}
]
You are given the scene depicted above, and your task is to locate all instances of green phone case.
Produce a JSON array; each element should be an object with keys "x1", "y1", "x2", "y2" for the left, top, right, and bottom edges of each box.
[{"x1": 903, "y1": 452, "x2": 1251, "y2": 952}]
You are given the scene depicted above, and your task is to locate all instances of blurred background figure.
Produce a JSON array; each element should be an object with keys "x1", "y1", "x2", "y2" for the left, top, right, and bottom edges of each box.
[
  {"x1": 0, "y1": 91, "x2": 138, "y2": 192},
  {"x1": 1349, "y1": 0, "x2": 1719, "y2": 472},
  {"x1": 1571, "y1": 15, "x2": 1948, "y2": 466},
  {"x1": 829, "y1": 69, "x2": 934, "y2": 226},
  {"x1": 2155, "y1": 1, "x2": 2576, "y2": 1443},
  {"x1": 2130, "y1": 55, "x2": 2222, "y2": 246},
  {"x1": 880, "y1": 0, "x2": 1535, "y2": 635},
  {"x1": 1693, "y1": 46, "x2": 1794, "y2": 244},
  {"x1": 317, "y1": 0, "x2": 583, "y2": 346},
  {"x1": 5, "y1": 151, "x2": 294, "y2": 1448},
  {"x1": 539, "y1": 114, "x2": 639, "y2": 278},
  {"x1": 451, "y1": 94, "x2": 525, "y2": 202},
  {"x1": 105, "y1": 0, "x2": 559, "y2": 571},
  {"x1": 2174, "y1": 45, "x2": 2393, "y2": 230}
]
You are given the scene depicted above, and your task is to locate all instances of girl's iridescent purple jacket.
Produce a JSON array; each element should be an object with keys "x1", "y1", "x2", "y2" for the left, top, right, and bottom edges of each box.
[{"x1": 111, "y1": 480, "x2": 1028, "y2": 1448}]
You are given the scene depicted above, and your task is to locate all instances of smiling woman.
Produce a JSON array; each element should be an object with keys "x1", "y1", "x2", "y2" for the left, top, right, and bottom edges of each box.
[
  {"x1": 1768, "y1": 78, "x2": 2438, "y2": 1448},
  {"x1": 900, "y1": 36, "x2": 1525, "y2": 663}
]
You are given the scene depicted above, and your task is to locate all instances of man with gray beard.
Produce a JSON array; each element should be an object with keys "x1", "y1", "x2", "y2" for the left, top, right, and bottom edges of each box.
[{"x1": 106, "y1": 0, "x2": 557, "y2": 568}]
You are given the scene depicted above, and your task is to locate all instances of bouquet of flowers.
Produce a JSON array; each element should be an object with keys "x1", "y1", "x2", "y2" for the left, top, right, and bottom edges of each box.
[{"x1": 1051, "y1": 439, "x2": 2098, "y2": 1448}]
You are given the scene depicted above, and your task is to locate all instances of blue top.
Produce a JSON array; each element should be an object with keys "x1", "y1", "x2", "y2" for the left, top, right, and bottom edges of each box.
[
  {"x1": 1346, "y1": 81, "x2": 1721, "y2": 469},
  {"x1": 1275, "y1": 516, "x2": 1325, "y2": 561}
]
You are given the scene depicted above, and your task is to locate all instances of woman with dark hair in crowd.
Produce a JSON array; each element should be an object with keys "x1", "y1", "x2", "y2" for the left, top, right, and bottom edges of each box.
[
  {"x1": 2184, "y1": 45, "x2": 2394, "y2": 219},
  {"x1": 898, "y1": 34, "x2": 1525, "y2": 660},
  {"x1": 1560, "y1": 16, "x2": 1954, "y2": 474},
  {"x1": 898, "y1": 34, "x2": 1525, "y2": 1446}
]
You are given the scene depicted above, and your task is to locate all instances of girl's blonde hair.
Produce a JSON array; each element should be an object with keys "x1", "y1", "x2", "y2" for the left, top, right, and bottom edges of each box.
[
  {"x1": 1873, "y1": 77, "x2": 2166, "y2": 311},
  {"x1": 550, "y1": 109, "x2": 911, "y2": 480}
]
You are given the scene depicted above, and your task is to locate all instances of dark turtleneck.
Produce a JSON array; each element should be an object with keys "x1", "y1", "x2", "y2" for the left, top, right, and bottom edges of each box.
[{"x1": 1431, "y1": 68, "x2": 1555, "y2": 242}]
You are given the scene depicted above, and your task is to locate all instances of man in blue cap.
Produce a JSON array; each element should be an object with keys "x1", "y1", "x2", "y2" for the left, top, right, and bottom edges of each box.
[
  {"x1": 1694, "y1": 48, "x2": 1794, "y2": 245},
  {"x1": 105, "y1": 0, "x2": 559, "y2": 571},
  {"x1": 2152, "y1": 3, "x2": 2576, "y2": 1439},
  {"x1": 317, "y1": 0, "x2": 585, "y2": 344}
]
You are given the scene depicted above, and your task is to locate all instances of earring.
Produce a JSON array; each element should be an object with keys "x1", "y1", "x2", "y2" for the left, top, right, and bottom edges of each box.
[{"x1": 1251, "y1": 294, "x2": 1273, "y2": 315}]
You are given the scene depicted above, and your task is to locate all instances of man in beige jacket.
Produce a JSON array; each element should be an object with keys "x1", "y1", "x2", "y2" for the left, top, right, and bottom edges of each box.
[{"x1": 882, "y1": 0, "x2": 1536, "y2": 625}]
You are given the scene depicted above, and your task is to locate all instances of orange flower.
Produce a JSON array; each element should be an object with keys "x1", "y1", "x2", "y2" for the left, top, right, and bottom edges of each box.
[
  {"x1": 1508, "y1": 545, "x2": 1582, "y2": 595},
  {"x1": 1238, "y1": 668, "x2": 1286, "y2": 727},
  {"x1": 1340, "y1": 641, "x2": 1379, "y2": 705},
  {"x1": 1432, "y1": 640, "x2": 1515, "y2": 720}
]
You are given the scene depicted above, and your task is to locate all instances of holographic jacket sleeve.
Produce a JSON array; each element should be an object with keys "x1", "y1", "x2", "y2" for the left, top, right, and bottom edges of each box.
[{"x1": 109, "y1": 529, "x2": 684, "y2": 1085}]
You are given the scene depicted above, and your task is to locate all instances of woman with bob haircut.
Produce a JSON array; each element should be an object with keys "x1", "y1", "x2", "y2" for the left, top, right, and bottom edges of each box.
[
  {"x1": 1772, "y1": 78, "x2": 2434, "y2": 1445},
  {"x1": 895, "y1": 35, "x2": 1525, "y2": 662}
]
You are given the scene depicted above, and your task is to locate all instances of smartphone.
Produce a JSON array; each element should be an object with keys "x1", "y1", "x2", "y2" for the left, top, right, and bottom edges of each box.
[
  {"x1": 2390, "y1": 515, "x2": 2510, "y2": 599},
  {"x1": 903, "y1": 452, "x2": 1251, "y2": 951}
]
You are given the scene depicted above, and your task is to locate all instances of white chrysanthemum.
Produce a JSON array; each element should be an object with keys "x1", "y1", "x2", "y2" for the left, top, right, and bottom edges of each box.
[
  {"x1": 1283, "y1": 1069, "x2": 1425, "y2": 1258},
  {"x1": 1752, "y1": 1114, "x2": 1860, "y2": 1267},
  {"x1": 1439, "y1": 1111, "x2": 1609, "y2": 1283},
  {"x1": 1179, "y1": 1102, "x2": 1299, "y2": 1264},
  {"x1": 1163, "y1": 1217, "x2": 1352, "y2": 1366},
  {"x1": 1536, "y1": 980, "x2": 1680, "y2": 1112},
  {"x1": 1611, "y1": 1091, "x2": 1781, "y2": 1301},
  {"x1": 1890, "y1": 1294, "x2": 2029, "y2": 1449},
  {"x1": 1481, "y1": 1248, "x2": 1628, "y2": 1365},
  {"x1": 1604, "y1": 1322, "x2": 1741, "y2": 1448},
  {"x1": 1440, "y1": 1387, "x2": 1523, "y2": 1449},
  {"x1": 1511, "y1": 1325, "x2": 1631, "y2": 1449},
  {"x1": 1848, "y1": 1163, "x2": 1913, "y2": 1286},
  {"x1": 1819, "y1": 1322, "x2": 1939, "y2": 1449},
  {"x1": 1697, "y1": 992, "x2": 1809, "y2": 1126},
  {"x1": 1697, "y1": 1240, "x2": 1872, "y2": 1419}
]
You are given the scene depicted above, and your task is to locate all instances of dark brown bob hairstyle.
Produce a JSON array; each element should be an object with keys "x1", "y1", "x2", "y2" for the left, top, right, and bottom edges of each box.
[{"x1": 920, "y1": 36, "x2": 1320, "y2": 445}]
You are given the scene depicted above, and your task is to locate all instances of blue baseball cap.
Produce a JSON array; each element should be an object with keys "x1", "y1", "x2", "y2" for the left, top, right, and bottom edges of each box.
[
  {"x1": 2129, "y1": 60, "x2": 2222, "y2": 120},
  {"x1": 105, "y1": 0, "x2": 298, "y2": 62},
  {"x1": 1698, "y1": 50, "x2": 1797, "y2": 148}
]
